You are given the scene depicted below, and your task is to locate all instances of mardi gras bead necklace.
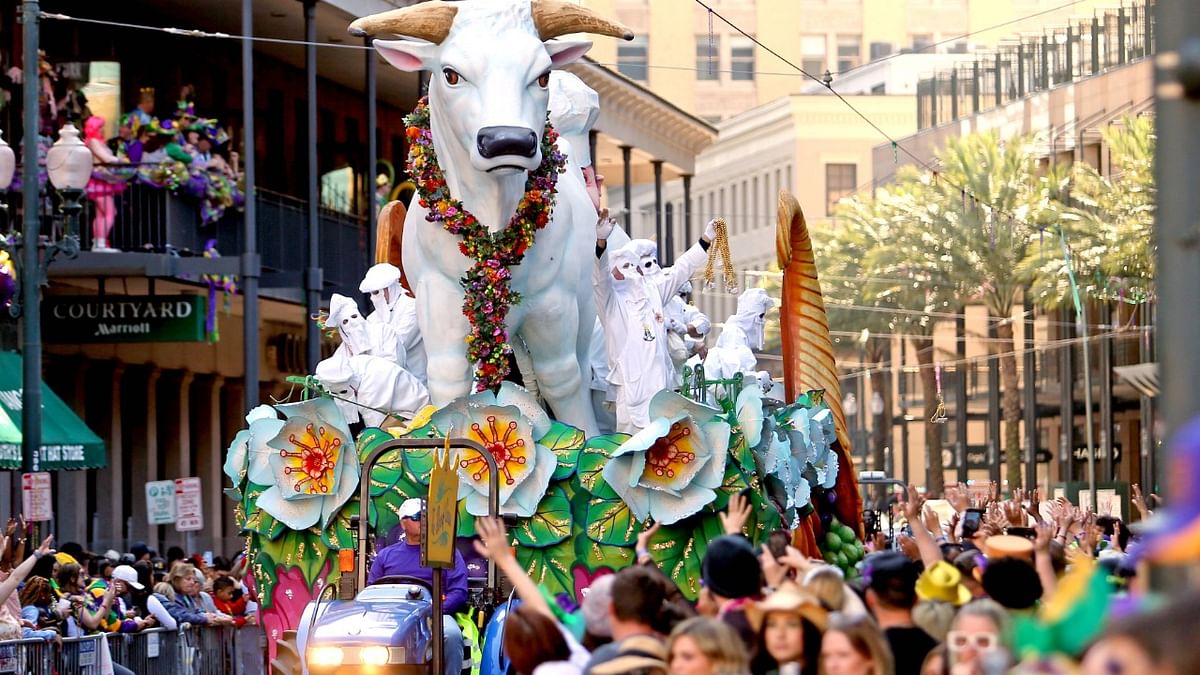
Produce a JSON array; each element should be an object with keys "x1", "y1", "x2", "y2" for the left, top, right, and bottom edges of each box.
[
  {"x1": 703, "y1": 217, "x2": 738, "y2": 293},
  {"x1": 404, "y1": 98, "x2": 566, "y2": 391}
]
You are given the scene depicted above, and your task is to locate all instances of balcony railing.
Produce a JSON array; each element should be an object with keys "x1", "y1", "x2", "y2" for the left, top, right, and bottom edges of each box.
[
  {"x1": 917, "y1": 0, "x2": 1155, "y2": 129},
  {"x1": 2, "y1": 182, "x2": 369, "y2": 302}
]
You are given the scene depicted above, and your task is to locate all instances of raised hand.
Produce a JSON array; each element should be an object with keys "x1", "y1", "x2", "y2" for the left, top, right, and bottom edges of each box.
[
  {"x1": 596, "y1": 209, "x2": 615, "y2": 241},
  {"x1": 636, "y1": 520, "x2": 661, "y2": 557},
  {"x1": 902, "y1": 484, "x2": 925, "y2": 524},
  {"x1": 472, "y1": 517, "x2": 513, "y2": 562},
  {"x1": 897, "y1": 534, "x2": 919, "y2": 560},
  {"x1": 922, "y1": 505, "x2": 942, "y2": 537},
  {"x1": 719, "y1": 493, "x2": 753, "y2": 536},
  {"x1": 760, "y1": 544, "x2": 788, "y2": 588},
  {"x1": 1132, "y1": 484, "x2": 1152, "y2": 520},
  {"x1": 703, "y1": 218, "x2": 718, "y2": 242},
  {"x1": 1003, "y1": 498, "x2": 1026, "y2": 528},
  {"x1": 1034, "y1": 522, "x2": 1054, "y2": 554},
  {"x1": 35, "y1": 535, "x2": 53, "y2": 558}
]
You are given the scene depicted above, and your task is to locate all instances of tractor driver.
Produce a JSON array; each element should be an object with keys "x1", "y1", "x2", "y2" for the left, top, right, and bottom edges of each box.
[{"x1": 368, "y1": 498, "x2": 468, "y2": 675}]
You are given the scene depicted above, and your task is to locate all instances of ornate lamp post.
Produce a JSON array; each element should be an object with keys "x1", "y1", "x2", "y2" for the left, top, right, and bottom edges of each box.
[
  {"x1": 45, "y1": 122, "x2": 92, "y2": 248},
  {"x1": 0, "y1": 130, "x2": 14, "y2": 192}
]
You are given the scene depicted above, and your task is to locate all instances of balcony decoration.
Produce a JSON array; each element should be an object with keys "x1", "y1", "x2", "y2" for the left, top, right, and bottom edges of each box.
[
  {"x1": 201, "y1": 239, "x2": 237, "y2": 342},
  {"x1": 430, "y1": 382, "x2": 559, "y2": 517},
  {"x1": 404, "y1": 97, "x2": 566, "y2": 391},
  {"x1": 0, "y1": 250, "x2": 14, "y2": 309}
]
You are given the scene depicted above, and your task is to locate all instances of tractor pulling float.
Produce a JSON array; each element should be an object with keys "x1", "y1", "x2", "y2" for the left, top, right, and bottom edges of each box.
[{"x1": 228, "y1": 2, "x2": 868, "y2": 673}]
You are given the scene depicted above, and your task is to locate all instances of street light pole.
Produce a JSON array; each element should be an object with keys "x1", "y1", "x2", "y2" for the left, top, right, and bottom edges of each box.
[{"x1": 20, "y1": 0, "x2": 41, "y2": 475}]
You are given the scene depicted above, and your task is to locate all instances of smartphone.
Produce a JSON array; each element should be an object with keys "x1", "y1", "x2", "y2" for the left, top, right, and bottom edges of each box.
[{"x1": 962, "y1": 508, "x2": 984, "y2": 535}]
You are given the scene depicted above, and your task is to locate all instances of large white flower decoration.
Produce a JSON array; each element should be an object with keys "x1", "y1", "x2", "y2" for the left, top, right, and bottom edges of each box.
[
  {"x1": 431, "y1": 383, "x2": 557, "y2": 518},
  {"x1": 223, "y1": 404, "x2": 284, "y2": 488},
  {"x1": 603, "y1": 391, "x2": 729, "y2": 525},
  {"x1": 255, "y1": 397, "x2": 360, "y2": 530}
]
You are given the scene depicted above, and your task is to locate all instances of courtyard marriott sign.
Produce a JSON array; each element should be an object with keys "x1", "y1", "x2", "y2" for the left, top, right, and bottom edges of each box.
[{"x1": 44, "y1": 296, "x2": 207, "y2": 343}]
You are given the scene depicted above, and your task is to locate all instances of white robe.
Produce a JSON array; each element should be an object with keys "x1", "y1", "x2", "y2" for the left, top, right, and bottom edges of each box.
[
  {"x1": 367, "y1": 294, "x2": 428, "y2": 383},
  {"x1": 335, "y1": 320, "x2": 405, "y2": 367},
  {"x1": 661, "y1": 294, "x2": 711, "y2": 379},
  {"x1": 320, "y1": 353, "x2": 431, "y2": 428},
  {"x1": 595, "y1": 242, "x2": 708, "y2": 433}
]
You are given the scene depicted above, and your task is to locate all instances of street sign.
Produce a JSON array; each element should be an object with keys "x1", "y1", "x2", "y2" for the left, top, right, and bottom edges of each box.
[
  {"x1": 145, "y1": 480, "x2": 177, "y2": 525},
  {"x1": 21, "y1": 472, "x2": 52, "y2": 522},
  {"x1": 43, "y1": 296, "x2": 208, "y2": 344},
  {"x1": 174, "y1": 477, "x2": 204, "y2": 532}
]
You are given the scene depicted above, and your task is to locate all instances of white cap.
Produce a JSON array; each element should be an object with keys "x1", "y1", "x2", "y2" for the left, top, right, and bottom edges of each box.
[
  {"x1": 548, "y1": 71, "x2": 600, "y2": 168},
  {"x1": 326, "y1": 294, "x2": 363, "y2": 326},
  {"x1": 736, "y1": 288, "x2": 774, "y2": 317},
  {"x1": 104, "y1": 549, "x2": 121, "y2": 564},
  {"x1": 627, "y1": 238, "x2": 658, "y2": 262},
  {"x1": 398, "y1": 498, "x2": 423, "y2": 519},
  {"x1": 360, "y1": 263, "x2": 402, "y2": 293},
  {"x1": 608, "y1": 246, "x2": 640, "y2": 273},
  {"x1": 112, "y1": 565, "x2": 144, "y2": 590}
]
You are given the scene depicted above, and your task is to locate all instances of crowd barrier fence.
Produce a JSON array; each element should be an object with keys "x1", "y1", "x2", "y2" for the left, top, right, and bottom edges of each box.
[{"x1": 0, "y1": 624, "x2": 264, "y2": 675}]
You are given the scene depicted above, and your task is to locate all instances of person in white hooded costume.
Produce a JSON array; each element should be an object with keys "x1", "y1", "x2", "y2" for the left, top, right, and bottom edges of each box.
[
  {"x1": 595, "y1": 219, "x2": 719, "y2": 432},
  {"x1": 316, "y1": 294, "x2": 430, "y2": 427},
  {"x1": 624, "y1": 239, "x2": 712, "y2": 379},
  {"x1": 703, "y1": 287, "x2": 775, "y2": 385},
  {"x1": 359, "y1": 263, "x2": 427, "y2": 383}
]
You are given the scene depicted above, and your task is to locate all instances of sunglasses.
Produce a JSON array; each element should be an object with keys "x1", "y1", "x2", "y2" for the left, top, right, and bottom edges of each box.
[
  {"x1": 401, "y1": 514, "x2": 421, "y2": 522},
  {"x1": 948, "y1": 631, "x2": 998, "y2": 652}
]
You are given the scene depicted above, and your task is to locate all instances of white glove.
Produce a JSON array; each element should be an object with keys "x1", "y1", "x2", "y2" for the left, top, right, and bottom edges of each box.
[
  {"x1": 666, "y1": 318, "x2": 686, "y2": 335},
  {"x1": 597, "y1": 212, "x2": 615, "y2": 241},
  {"x1": 757, "y1": 370, "x2": 773, "y2": 394},
  {"x1": 703, "y1": 218, "x2": 718, "y2": 242}
]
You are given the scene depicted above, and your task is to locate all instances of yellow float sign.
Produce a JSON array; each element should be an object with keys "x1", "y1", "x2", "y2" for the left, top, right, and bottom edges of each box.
[{"x1": 422, "y1": 438, "x2": 460, "y2": 568}]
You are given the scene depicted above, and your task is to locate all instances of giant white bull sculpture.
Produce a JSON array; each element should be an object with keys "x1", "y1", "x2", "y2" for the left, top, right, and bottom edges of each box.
[{"x1": 350, "y1": 0, "x2": 632, "y2": 435}]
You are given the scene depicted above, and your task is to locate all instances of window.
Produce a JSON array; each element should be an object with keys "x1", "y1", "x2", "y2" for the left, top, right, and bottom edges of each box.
[
  {"x1": 730, "y1": 36, "x2": 755, "y2": 81},
  {"x1": 911, "y1": 34, "x2": 933, "y2": 52},
  {"x1": 730, "y1": 183, "x2": 738, "y2": 232},
  {"x1": 751, "y1": 176, "x2": 759, "y2": 230},
  {"x1": 870, "y1": 41, "x2": 894, "y2": 61},
  {"x1": 696, "y1": 36, "x2": 719, "y2": 80},
  {"x1": 618, "y1": 35, "x2": 649, "y2": 81},
  {"x1": 825, "y1": 163, "x2": 857, "y2": 216},
  {"x1": 837, "y1": 36, "x2": 861, "y2": 73},
  {"x1": 801, "y1": 35, "x2": 826, "y2": 77}
]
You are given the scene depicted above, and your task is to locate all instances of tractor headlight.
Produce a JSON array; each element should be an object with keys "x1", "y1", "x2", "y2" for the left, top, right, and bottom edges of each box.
[
  {"x1": 359, "y1": 645, "x2": 391, "y2": 666},
  {"x1": 308, "y1": 646, "x2": 345, "y2": 667}
]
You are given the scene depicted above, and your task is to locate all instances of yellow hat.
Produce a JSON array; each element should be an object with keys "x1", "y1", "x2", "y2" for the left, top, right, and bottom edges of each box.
[
  {"x1": 54, "y1": 552, "x2": 78, "y2": 566},
  {"x1": 915, "y1": 561, "x2": 972, "y2": 606}
]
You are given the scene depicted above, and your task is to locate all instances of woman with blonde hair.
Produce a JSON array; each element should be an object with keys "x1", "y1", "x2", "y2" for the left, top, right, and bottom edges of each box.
[
  {"x1": 819, "y1": 612, "x2": 894, "y2": 675},
  {"x1": 163, "y1": 563, "x2": 231, "y2": 627},
  {"x1": 668, "y1": 617, "x2": 750, "y2": 675}
]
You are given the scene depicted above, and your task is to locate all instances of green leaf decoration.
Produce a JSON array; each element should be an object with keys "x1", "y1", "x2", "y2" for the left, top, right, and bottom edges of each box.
[
  {"x1": 585, "y1": 496, "x2": 642, "y2": 547},
  {"x1": 246, "y1": 538, "x2": 279, "y2": 610},
  {"x1": 243, "y1": 508, "x2": 288, "y2": 541},
  {"x1": 404, "y1": 447, "x2": 437, "y2": 485},
  {"x1": 457, "y1": 499, "x2": 477, "y2": 538},
  {"x1": 575, "y1": 433, "x2": 628, "y2": 499},
  {"x1": 541, "y1": 421, "x2": 585, "y2": 481},
  {"x1": 514, "y1": 485, "x2": 573, "y2": 548},
  {"x1": 321, "y1": 499, "x2": 361, "y2": 550},
  {"x1": 728, "y1": 433, "x2": 756, "y2": 476},
  {"x1": 259, "y1": 528, "x2": 333, "y2": 589},
  {"x1": 575, "y1": 537, "x2": 637, "y2": 574},
  {"x1": 648, "y1": 516, "x2": 727, "y2": 601},
  {"x1": 369, "y1": 448, "x2": 425, "y2": 497},
  {"x1": 745, "y1": 488, "x2": 784, "y2": 544},
  {"x1": 356, "y1": 427, "x2": 396, "y2": 463},
  {"x1": 516, "y1": 537, "x2": 576, "y2": 599},
  {"x1": 709, "y1": 458, "x2": 751, "y2": 514}
]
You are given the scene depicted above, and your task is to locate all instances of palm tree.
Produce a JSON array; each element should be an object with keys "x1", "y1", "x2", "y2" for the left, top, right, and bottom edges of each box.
[{"x1": 919, "y1": 132, "x2": 1064, "y2": 490}]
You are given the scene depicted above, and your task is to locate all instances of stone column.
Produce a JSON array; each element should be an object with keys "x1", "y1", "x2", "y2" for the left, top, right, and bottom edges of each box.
[
  {"x1": 127, "y1": 367, "x2": 160, "y2": 551},
  {"x1": 56, "y1": 359, "x2": 90, "y2": 546},
  {"x1": 94, "y1": 362, "x2": 126, "y2": 551},
  {"x1": 194, "y1": 375, "x2": 226, "y2": 555}
]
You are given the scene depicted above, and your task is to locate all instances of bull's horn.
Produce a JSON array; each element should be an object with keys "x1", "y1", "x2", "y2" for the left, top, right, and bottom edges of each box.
[
  {"x1": 348, "y1": 1, "x2": 458, "y2": 43},
  {"x1": 531, "y1": 0, "x2": 634, "y2": 41}
]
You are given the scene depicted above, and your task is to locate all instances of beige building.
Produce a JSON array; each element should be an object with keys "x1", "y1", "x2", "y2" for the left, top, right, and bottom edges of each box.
[{"x1": 579, "y1": 0, "x2": 1111, "y2": 122}]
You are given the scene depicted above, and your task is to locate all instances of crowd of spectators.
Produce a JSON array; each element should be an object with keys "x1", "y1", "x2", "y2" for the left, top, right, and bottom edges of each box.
[
  {"x1": 0, "y1": 520, "x2": 259, "y2": 674},
  {"x1": 475, "y1": 483, "x2": 1199, "y2": 675}
]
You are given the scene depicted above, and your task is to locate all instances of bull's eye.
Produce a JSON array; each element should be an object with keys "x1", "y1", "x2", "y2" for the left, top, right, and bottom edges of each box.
[
  {"x1": 443, "y1": 68, "x2": 461, "y2": 86},
  {"x1": 537, "y1": 71, "x2": 550, "y2": 88}
]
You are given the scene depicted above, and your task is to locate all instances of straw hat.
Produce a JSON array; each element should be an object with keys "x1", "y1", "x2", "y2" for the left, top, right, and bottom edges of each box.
[
  {"x1": 985, "y1": 535, "x2": 1035, "y2": 562},
  {"x1": 915, "y1": 561, "x2": 972, "y2": 606},
  {"x1": 589, "y1": 635, "x2": 669, "y2": 675},
  {"x1": 745, "y1": 582, "x2": 828, "y2": 632}
]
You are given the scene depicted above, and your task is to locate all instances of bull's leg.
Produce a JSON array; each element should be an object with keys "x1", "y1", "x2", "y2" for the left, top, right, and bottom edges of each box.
[
  {"x1": 519, "y1": 288, "x2": 599, "y2": 437},
  {"x1": 417, "y1": 274, "x2": 474, "y2": 406}
]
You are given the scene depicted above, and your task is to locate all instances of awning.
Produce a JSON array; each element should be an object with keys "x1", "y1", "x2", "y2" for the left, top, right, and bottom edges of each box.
[
  {"x1": 1114, "y1": 362, "x2": 1159, "y2": 398},
  {"x1": 0, "y1": 352, "x2": 106, "y2": 470}
]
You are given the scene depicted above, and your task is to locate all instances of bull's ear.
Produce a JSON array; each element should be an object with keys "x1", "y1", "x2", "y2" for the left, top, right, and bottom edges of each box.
[
  {"x1": 374, "y1": 39, "x2": 437, "y2": 72},
  {"x1": 544, "y1": 39, "x2": 593, "y2": 68}
]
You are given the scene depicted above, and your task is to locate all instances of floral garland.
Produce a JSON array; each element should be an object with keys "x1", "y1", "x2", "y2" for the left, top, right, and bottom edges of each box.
[{"x1": 404, "y1": 97, "x2": 566, "y2": 391}]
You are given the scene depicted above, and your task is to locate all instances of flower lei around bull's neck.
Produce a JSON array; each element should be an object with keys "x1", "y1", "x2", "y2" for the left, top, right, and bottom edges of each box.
[{"x1": 404, "y1": 97, "x2": 566, "y2": 391}]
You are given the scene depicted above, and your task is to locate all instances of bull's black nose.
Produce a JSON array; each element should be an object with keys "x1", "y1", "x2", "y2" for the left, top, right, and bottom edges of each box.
[{"x1": 476, "y1": 126, "x2": 538, "y2": 159}]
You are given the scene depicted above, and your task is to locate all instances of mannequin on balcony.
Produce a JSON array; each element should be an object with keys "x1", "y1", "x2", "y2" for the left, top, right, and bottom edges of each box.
[{"x1": 83, "y1": 115, "x2": 127, "y2": 252}]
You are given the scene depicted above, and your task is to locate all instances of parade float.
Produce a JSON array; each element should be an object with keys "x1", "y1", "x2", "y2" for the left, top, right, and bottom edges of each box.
[{"x1": 221, "y1": 1, "x2": 865, "y2": 669}]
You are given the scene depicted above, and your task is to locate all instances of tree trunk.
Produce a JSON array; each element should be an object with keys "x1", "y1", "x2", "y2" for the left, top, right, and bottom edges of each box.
[
  {"x1": 915, "y1": 336, "x2": 945, "y2": 495},
  {"x1": 997, "y1": 321, "x2": 1023, "y2": 490}
]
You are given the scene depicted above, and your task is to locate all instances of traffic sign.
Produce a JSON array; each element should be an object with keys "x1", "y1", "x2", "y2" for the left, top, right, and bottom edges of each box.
[
  {"x1": 21, "y1": 472, "x2": 52, "y2": 522},
  {"x1": 174, "y1": 477, "x2": 204, "y2": 532},
  {"x1": 145, "y1": 480, "x2": 177, "y2": 525}
]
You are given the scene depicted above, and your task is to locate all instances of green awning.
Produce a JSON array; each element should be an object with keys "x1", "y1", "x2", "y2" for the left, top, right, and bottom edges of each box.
[{"x1": 0, "y1": 352, "x2": 106, "y2": 470}]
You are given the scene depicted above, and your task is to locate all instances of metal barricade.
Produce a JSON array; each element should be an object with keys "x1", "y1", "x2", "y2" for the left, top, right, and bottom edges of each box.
[
  {"x1": 56, "y1": 634, "x2": 105, "y2": 675},
  {"x1": 0, "y1": 638, "x2": 53, "y2": 675},
  {"x1": 108, "y1": 626, "x2": 181, "y2": 673},
  {"x1": 181, "y1": 624, "x2": 237, "y2": 675}
]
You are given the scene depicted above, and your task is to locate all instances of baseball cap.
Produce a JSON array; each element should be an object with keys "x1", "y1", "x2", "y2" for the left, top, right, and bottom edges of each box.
[
  {"x1": 112, "y1": 565, "x2": 144, "y2": 590},
  {"x1": 398, "y1": 498, "x2": 423, "y2": 520}
]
